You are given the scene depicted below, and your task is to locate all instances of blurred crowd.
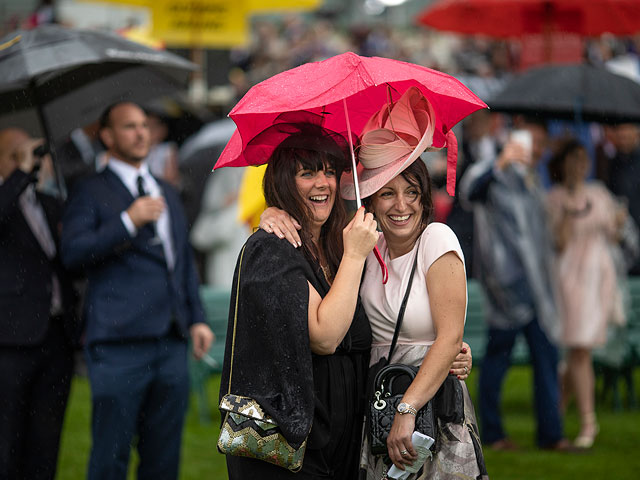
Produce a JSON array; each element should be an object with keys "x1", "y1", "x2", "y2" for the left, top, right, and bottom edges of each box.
[{"x1": 2, "y1": 4, "x2": 640, "y2": 479}]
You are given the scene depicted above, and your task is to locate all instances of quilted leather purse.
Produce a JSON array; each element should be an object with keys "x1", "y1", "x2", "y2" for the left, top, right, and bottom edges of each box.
[
  {"x1": 217, "y1": 245, "x2": 307, "y2": 472},
  {"x1": 369, "y1": 364, "x2": 436, "y2": 455}
]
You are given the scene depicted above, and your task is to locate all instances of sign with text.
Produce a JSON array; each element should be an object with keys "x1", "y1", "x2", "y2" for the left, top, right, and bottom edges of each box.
[
  {"x1": 151, "y1": 0, "x2": 249, "y2": 48},
  {"x1": 247, "y1": 0, "x2": 320, "y2": 12}
]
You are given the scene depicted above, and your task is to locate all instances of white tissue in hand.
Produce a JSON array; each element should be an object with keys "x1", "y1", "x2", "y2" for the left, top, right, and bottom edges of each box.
[{"x1": 387, "y1": 431, "x2": 435, "y2": 480}]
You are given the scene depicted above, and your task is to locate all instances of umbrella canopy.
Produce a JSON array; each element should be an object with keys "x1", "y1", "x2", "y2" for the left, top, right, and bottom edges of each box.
[
  {"x1": 488, "y1": 63, "x2": 640, "y2": 123},
  {"x1": 214, "y1": 52, "x2": 486, "y2": 284},
  {"x1": 0, "y1": 25, "x2": 196, "y2": 143},
  {"x1": 215, "y1": 52, "x2": 486, "y2": 173},
  {"x1": 417, "y1": 0, "x2": 640, "y2": 38},
  {"x1": 179, "y1": 117, "x2": 236, "y2": 164},
  {"x1": 215, "y1": 51, "x2": 486, "y2": 206}
]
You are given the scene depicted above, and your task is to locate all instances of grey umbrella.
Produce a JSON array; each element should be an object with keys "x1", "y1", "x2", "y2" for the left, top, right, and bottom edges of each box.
[
  {"x1": 178, "y1": 118, "x2": 236, "y2": 227},
  {"x1": 488, "y1": 63, "x2": 640, "y2": 124},
  {"x1": 0, "y1": 24, "x2": 197, "y2": 196}
]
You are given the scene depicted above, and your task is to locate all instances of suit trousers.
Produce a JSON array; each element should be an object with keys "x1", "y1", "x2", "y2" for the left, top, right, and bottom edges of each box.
[
  {"x1": 0, "y1": 319, "x2": 74, "y2": 480},
  {"x1": 478, "y1": 315, "x2": 563, "y2": 447},
  {"x1": 85, "y1": 333, "x2": 189, "y2": 480}
]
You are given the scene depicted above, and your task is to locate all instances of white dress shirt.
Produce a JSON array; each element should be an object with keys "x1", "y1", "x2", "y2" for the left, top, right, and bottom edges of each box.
[
  {"x1": 19, "y1": 184, "x2": 63, "y2": 315},
  {"x1": 108, "y1": 158, "x2": 176, "y2": 270}
]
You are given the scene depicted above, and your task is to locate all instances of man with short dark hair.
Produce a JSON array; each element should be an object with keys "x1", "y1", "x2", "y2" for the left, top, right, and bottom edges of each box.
[
  {"x1": 0, "y1": 128, "x2": 78, "y2": 480},
  {"x1": 61, "y1": 102, "x2": 213, "y2": 479}
]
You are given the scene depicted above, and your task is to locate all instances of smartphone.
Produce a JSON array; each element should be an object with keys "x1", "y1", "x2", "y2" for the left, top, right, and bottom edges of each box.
[
  {"x1": 33, "y1": 143, "x2": 49, "y2": 157},
  {"x1": 509, "y1": 129, "x2": 532, "y2": 164}
]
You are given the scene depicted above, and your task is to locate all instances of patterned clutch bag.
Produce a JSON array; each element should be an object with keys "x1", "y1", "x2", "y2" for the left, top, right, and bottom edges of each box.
[
  {"x1": 216, "y1": 245, "x2": 308, "y2": 472},
  {"x1": 217, "y1": 394, "x2": 307, "y2": 472}
]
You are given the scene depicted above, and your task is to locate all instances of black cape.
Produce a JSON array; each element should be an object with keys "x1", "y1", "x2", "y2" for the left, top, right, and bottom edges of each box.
[{"x1": 219, "y1": 230, "x2": 320, "y2": 448}]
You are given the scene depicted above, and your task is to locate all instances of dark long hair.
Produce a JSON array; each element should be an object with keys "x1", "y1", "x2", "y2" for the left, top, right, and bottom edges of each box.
[
  {"x1": 362, "y1": 158, "x2": 434, "y2": 232},
  {"x1": 263, "y1": 132, "x2": 349, "y2": 278}
]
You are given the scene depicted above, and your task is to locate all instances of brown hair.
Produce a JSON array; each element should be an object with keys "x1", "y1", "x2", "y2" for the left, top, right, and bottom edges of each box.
[
  {"x1": 263, "y1": 133, "x2": 349, "y2": 278},
  {"x1": 363, "y1": 159, "x2": 434, "y2": 231},
  {"x1": 547, "y1": 137, "x2": 586, "y2": 184}
]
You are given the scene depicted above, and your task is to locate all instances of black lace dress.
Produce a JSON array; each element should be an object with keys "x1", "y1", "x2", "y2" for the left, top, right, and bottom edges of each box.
[{"x1": 221, "y1": 230, "x2": 371, "y2": 479}]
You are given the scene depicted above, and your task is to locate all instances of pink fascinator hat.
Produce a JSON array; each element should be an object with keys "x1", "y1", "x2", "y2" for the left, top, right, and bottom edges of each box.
[{"x1": 341, "y1": 86, "x2": 451, "y2": 200}]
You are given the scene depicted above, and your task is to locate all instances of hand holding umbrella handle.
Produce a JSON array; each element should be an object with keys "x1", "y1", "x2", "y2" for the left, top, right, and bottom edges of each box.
[{"x1": 343, "y1": 98, "x2": 388, "y2": 284}]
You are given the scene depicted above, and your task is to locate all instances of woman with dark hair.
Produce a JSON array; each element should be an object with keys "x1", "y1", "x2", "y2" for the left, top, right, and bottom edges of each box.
[
  {"x1": 546, "y1": 138, "x2": 627, "y2": 449},
  {"x1": 262, "y1": 88, "x2": 484, "y2": 479},
  {"x1": 219, "y1": 122, "x2": 379, "y2": 479}
]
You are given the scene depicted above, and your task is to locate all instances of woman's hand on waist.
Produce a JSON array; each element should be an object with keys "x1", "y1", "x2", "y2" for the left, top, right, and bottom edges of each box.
[{"x1": 450, "y1": 341, "x2": 472, "y2": 380}]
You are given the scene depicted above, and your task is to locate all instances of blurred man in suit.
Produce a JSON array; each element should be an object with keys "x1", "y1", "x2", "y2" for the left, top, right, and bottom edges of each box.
[
  {"x1": 0, "y1": 128, "x2": 78, "y2": 480},
  {"x1": 55, "y1": 122, "x2": 105, "y2": 194},
  {"x1": 61, "y1": 102, "x2": 213, "y2": 480}
]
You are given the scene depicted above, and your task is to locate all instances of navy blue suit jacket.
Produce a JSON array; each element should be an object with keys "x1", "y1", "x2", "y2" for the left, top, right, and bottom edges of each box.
[
  {"x1": 0, "y1": 170, "x2": 78, "y2": 347},
  {"x1": 61, "y1": 167, "x2": 205, "y2": 346}
]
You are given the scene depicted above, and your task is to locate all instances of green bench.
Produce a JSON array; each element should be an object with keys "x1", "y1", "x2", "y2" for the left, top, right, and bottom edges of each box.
[
  {"x1": 189, "y1": 286, "x2": 231, "y2": 423},
  {"x1": 593, "y1": 277, "x2": 640, "y2": 410},
  {"x1": 190, "y1": 278, "x2": 640, "y2": 420},
  {"x1": 467, "y1": 276, "x2": 640, "y2": 410},
  {"x1": 464, "y1": 279, "x2": 530, "y2": 365}
]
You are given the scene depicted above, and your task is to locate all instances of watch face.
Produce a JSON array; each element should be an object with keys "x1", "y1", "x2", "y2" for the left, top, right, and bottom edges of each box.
[{"x1": 398, "y1": 403, "x2": 408, "y2": 413}]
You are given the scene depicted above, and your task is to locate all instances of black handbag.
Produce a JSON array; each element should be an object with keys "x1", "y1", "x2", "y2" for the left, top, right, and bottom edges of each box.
[
  {"x1": 369, "y1": 364, "x2": 436, "y2": 455},
  {"x1": 366, "y1": 240, "x2": 464, "y2": 456}
]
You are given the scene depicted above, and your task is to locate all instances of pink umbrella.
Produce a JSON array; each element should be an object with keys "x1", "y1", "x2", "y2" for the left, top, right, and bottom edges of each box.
[
  {"x1": 215, "y1": 52, "x2": 487, "y2": 282},
  {"x1": 215, "y1": 52, "x2": 486, "y2": 197}
]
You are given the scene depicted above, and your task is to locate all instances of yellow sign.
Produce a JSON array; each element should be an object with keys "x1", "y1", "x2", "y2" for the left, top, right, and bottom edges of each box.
[
  {"x1": 79, "y1": 0, "x2": 321, "y2": 48},
  {"x1": 80, "y1": 0, "x2": 319, "y2": 9},
  {"x1": 151, "y1": 0, "x2": 249, "y2": 48},
  {"x1": 77, "y1": 0, "x2": 150, "y2": 6},
  {"x1": 248, "y1": 0, "x2": 320, "y2": 11}
]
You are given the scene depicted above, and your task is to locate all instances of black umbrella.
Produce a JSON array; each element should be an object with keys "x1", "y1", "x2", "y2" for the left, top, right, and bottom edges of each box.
[
  {"x1": 0, "y1": 25, "x2": 197, "y2": 196},
  {"x1": 488, "y1": 63, "x2": 640, "y2": 124}
]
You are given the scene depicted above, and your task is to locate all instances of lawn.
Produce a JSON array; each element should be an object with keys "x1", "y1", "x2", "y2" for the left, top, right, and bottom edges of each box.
[{"x1": 57, "y1": 366, "x2": 640, "y2": 479}]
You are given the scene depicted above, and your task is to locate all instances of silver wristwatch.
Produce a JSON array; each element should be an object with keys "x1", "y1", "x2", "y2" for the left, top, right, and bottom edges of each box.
[{"x1": 396, "y1": 402, "x2": 418, "y2": 416}]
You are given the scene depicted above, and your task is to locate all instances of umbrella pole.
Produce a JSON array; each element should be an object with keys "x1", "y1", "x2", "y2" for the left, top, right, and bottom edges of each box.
[
  {"x1": 31, "y1": 81, "x2": 67, "y2": 200},
  {"x1": 342, "y1": 98, "x2": 361, "y2": 208},
  {"x1": 342, "y1": 98, "x2": 388, "y2": 284}
]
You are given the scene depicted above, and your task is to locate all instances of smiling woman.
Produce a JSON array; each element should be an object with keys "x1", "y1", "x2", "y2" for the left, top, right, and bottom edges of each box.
[
  {"x1": 259, "y1": 88, "x2": 483, "y2": 479},
  {"x1": 219, "y1": 120, "x2": 379, "y2": 479},
  {"x1": 363, "y1": 160, "x2": 433, "y2": 259}
]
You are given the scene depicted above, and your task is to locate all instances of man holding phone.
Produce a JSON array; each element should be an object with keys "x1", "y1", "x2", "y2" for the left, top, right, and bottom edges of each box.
[
  {"x1": 459, "y1": 118, "x2": 573, "y2": 452},
  {"x1": 0, "y1": 128, "x2": 79, "y2": 479}
]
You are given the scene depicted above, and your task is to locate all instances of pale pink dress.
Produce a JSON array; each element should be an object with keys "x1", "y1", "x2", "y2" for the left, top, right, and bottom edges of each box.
[{"x1": 546, "y1": 182, "x2": 624, "y2": 348}]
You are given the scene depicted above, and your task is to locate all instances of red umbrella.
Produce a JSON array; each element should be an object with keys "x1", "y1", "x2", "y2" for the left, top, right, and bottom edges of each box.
[
  {"x1": 417, "y1": 0, "x2": 640, "y2": 38},
  {"x1": 215, "y1": 52, "x2": 486, "y2": 197},
  {"x1": 215, "y1": 52, "x2": 487, "y2": 283}
]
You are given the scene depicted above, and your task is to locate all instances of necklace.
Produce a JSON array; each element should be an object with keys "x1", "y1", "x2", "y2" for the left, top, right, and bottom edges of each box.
[{"x1": 320, "y1": 264, "x2": 331, "y2": 282}]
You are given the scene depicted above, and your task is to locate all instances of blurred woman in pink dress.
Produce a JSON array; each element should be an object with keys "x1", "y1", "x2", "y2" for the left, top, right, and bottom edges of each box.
[{"x1": 546, "y1": 138, "x2": 626, "y2": 449}]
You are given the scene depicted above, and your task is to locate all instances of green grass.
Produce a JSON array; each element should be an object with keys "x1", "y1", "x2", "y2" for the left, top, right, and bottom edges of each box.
[{"x1": 57, "y1": 367, "x2": 640, "y2": 479}]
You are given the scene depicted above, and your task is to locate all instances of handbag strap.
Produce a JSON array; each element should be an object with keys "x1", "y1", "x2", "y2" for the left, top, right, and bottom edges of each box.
[
  {"x1": 386, "y1": 238, "x2": 421, "y2": 362},
  {"x1": 226, "y1": 243, "x2": 247, "y2": 395}
]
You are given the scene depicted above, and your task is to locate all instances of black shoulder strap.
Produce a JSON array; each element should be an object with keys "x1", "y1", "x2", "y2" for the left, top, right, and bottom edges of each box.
[{"x1": 387, "y1": 239, "x2": 420, "y2": 362}]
